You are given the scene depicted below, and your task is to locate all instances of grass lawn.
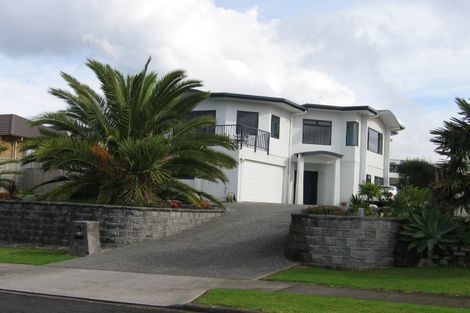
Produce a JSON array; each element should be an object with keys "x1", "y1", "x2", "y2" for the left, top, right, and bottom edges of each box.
[
  {"x1": 0, "y1": 247, "x2": 77, "y2": 265},
  {"x1": 195, "y1": 289, "x2": 469, "y2": 313},
  {"x1": 266, "y1": 266, "x2": 470, "y2": 297}
]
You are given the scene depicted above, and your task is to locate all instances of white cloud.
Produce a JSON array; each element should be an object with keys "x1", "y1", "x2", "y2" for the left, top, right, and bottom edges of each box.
[{"x1": 0, "y1": 0, "x2": 469, "y2": 161}]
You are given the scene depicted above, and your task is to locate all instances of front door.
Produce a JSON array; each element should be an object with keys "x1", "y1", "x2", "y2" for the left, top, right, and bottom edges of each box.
[{"x1": 303, "y1": 171, "x2": 318, "y2": 205}]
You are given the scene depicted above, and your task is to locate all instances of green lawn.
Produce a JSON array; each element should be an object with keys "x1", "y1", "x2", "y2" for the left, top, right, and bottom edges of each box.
[
  {"x1": 0, "y1": 247, "x2": 77, "y2": 265},
  {"x1": 266, "y1": 266, "x2": 470, "y2": 297},
  {"x1": 195, "y1": 289, "x2": 469, "y2": 313}
]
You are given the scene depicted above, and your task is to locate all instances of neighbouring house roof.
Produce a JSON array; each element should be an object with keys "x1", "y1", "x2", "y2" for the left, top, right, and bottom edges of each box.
[{"x1": 0, "y1": 114, "x2": 41, "y2": 139}]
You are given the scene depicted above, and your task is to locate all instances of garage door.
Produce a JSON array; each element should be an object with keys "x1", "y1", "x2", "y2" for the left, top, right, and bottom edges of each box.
[{"x1": 240, "y1": 161, "x2": 284, "y2": 203}]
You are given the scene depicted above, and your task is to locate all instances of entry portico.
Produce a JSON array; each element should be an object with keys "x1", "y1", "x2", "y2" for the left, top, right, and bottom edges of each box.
[{"x1": 293, "y1": 151, "x2": 342, "y2": 206}]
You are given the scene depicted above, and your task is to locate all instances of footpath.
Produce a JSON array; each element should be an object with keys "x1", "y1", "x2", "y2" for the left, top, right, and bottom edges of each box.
[{"x1": 0, "y1": 264, "x2": 468, "y2": 310}]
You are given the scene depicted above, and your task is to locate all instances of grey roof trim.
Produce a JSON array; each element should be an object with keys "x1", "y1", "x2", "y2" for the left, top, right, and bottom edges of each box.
[
  {"x1": 377, "y1": 109, "x2": 405, "y2": 130},
  {"x1": 208, "y1": 92, "x2": 306, "y2": 112},
  {"x1": 297, "y1": 151, "x2": 344, "y2": 159},
  {"x1": 303, "y1": 103, "x2": 377, "y2": 114}
]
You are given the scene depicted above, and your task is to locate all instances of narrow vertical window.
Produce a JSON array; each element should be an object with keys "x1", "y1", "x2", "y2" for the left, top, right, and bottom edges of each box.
[
  {"x1": 367, "y1": 128, "x2": 383, "y2": 154},
  {"x1": 271, "y1": 115, "x2": 280, "y2": 139},
  {"x1": 346, "y1": 121, "x2": 359, "y2": 146}
]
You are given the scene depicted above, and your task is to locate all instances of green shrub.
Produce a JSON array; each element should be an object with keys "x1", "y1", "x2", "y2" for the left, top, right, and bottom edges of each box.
[
  {"x1": 400, "y1": 207, "x2": 459, "y2": 258},
  {"x1": 358, "y1": 182, "x2": 382, "y2": 202},
  {"x1": 303, "y1": 205, "x2": 347, "y2": 216},
  {"x1": 393, "y1": 186, "x2": 432, "y2": 218}
]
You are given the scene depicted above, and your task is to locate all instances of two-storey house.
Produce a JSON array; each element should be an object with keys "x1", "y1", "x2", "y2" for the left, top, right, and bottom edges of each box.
[{"x1": 183, "y1": 92, "x2": 404, "y2": 205}]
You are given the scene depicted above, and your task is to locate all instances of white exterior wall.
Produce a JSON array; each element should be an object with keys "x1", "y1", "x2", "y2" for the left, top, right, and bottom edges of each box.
[{"x1": 187, "y1": 97, "x2": 397, "y2": 205}]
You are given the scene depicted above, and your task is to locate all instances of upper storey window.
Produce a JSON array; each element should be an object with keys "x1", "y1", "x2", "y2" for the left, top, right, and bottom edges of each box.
[
  {"x1": 346, "y1": 121, "x2": 359, "y2": 146},
  {"x1": 271, "y1": 115, "x2": 280, "y2": 139},
  {"x1": 187, "y1": 110, "x2": 216, "y2": 134},
  {"x1": 367, "y1": 128, "x2": 383, "y2": 154},
  {"x1": 302, "y1": 119, "x2": 332, "y2": 145}
]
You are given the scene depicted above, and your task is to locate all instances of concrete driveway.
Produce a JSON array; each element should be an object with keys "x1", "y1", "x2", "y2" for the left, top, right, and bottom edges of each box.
[{"x1": 57, "y1": 203, "x2": 305, "y2": 279}]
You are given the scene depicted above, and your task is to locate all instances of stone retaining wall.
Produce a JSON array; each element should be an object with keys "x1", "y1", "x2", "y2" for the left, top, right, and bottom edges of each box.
[
  {"x1": 0, "y1": 200, "x2": 224, "y2": 248},
  {"x1": 286, "y1": 214, "x2": 405, "y2": 269}
]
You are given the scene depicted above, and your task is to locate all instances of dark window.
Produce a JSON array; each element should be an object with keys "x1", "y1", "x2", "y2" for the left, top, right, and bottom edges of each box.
[
  {"x1": 187, "y1": 110, "x2": 216, "y2": 134},
  {"x1": 188, "y1": 110, "x2": 216, "y2": 120},
  {"x1": 346, "y1": 121, "x2": 359, "y2": 146},
  {"x1": 366, "y1": 174, "x2": 371, "y2": 183},
  {"x1": 237, "y1": 111, "x2": 258, "y2": 135},
  {"x1": 367, "y1": 128, "x2": 383, "y2": 154},
  {"x1": 374, "y1": 176, "x2": 384, "y2": 185},
  {"x1": 271, "y1": 115, "x2": 280, "y2": 139},
  {"x1": 302, "y1": 119, "x2": 332, "y2": 145}
]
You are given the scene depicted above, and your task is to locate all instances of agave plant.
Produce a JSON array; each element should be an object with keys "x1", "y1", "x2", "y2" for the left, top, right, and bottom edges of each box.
[
  {"x1": 22, "y1": 58, "x2": 237, "y2": 206},
  {"x1": 400, "y1": 207, "x2": 459, "y2": 258}
]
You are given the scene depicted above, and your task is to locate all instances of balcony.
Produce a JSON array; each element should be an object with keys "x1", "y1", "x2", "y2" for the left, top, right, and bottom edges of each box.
[{"x1": 206, "y1": 124, "x2": 270, "y2": 153}]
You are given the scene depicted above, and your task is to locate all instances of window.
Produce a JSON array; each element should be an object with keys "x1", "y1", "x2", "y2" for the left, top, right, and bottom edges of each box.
[
  {"x1": 271, "y1": 115, "x2": 280, "y2": 139},
  {"x1": 367, "y1": 128, "x2": 383, "y2": 154},
  {"x1": 237, "y1": 111, "x2": 259, "y2": 135},
  {"x1": 187, "y1": 110, "x2": 216, "y2": 134},
  {"x1": 188, "y1": 110, "x2": 216, "y2": 120},
  {"x1": 374, "y1": 176, "x2": 384, "y2": 186},
  {"x1": 346, "y1": 121, "x2": 359, "y2": 146},
  {"x1": 366, "y1": 174, "x2": 371, "y2": 183},
  {"x1": 302, "y1": 119, "x2": 332, "y2": 145}
]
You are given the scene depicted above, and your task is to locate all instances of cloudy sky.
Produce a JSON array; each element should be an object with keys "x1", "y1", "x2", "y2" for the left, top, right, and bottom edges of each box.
[{"x1": 1, "y1": 0, "x2": 469, "y2": 161}]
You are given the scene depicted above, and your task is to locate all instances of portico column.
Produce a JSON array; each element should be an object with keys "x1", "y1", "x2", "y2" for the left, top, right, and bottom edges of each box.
[
  {"x1": 332, "y1": 158, "x2": 341, "y2": 205},
  {"x1": 295, "y1": 153, "x2": 304, "y2": 204},
  {"x1": 383, "y1": 129, "x2": 391, "y2": 185}
]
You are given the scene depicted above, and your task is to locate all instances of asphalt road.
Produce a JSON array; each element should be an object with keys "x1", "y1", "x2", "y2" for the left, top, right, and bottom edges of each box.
[
  {"x1": 57, "y1": 203, "x2": 302, "y2": 279},
  {"x1": 0, "y1": 290, "x2": 191, "y2": 313}
]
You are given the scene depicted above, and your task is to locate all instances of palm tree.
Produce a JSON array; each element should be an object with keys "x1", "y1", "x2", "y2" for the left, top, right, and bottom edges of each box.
[
  {"x1": 23, "y1": 58, "x2": 237, "y2": 206},
  {"x1": 431, "y1": 98, "x2": 470, "y2": 214}
]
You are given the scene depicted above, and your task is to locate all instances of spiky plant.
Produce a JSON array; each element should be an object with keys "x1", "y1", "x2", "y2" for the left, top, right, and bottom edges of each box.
[
  {"x1": 22, "y1": 58, "x2": 237, "y2": 206},
  {"x1": 431, "y1": 98, "x2": 470, "y2": 214},
  {"x1": 400, "y1": 207, "x2": 459, "y2": 258}
]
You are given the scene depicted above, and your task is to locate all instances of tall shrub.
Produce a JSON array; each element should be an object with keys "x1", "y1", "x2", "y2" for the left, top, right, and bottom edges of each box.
[{"x1": 23, "y1": 58, "x2": 237, "y2": 206}]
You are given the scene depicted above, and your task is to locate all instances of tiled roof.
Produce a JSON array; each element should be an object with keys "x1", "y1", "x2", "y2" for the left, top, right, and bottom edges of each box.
[{"x1": 0, "y1": 114, "x2": 41, "y2": 138}]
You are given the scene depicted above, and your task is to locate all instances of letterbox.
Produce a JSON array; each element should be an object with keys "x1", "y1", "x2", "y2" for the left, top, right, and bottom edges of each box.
[{"x1": 70, "y1": 221, "x2": 101, "y2": 257}]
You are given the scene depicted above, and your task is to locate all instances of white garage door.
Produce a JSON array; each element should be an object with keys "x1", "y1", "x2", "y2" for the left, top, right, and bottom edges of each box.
[{"x1": 240, "y1": 161, "x2": 284, "y2": 203}]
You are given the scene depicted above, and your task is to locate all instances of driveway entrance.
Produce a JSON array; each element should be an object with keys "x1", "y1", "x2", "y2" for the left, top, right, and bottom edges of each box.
[{"x1": 57, "y1": 203, "x2": 304, "y2": 279}]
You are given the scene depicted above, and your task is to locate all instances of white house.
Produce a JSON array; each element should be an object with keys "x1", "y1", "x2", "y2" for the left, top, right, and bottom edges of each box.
[{"x1": 183, "y1": 92, "x2": 404, "y2": 206}]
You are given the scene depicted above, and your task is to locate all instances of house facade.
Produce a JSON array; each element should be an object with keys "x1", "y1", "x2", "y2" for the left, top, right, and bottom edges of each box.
[{"x1": 184, "y1": 92, "x2": 404, "y2": 206}]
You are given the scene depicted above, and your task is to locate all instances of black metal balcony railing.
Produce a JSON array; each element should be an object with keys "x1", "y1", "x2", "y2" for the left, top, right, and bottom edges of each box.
[{"x1": 204, "y1": 124, "x2": 270, "y2": 153}]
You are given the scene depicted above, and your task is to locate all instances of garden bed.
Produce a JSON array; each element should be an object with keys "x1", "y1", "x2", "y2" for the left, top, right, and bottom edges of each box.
[{"x1": 0, "y1": 200, "x2": 225, "y2": 248}]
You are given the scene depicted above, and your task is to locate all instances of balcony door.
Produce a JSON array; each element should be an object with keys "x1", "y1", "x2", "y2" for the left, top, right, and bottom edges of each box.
[{"x1": 237, "y1": 111, "x2": 258, "y2": 135}]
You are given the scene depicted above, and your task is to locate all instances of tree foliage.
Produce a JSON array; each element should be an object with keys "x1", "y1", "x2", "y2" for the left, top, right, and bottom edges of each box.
[
  {"x1": 23, "y1": 58, "x2": 237, "y2": 206},
  {"x1": 430, "y1": 98, "x2": 470, "y2": 213},
  {"x1": 397, "y1": 159, "x2": 435, "y2": 188}
]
